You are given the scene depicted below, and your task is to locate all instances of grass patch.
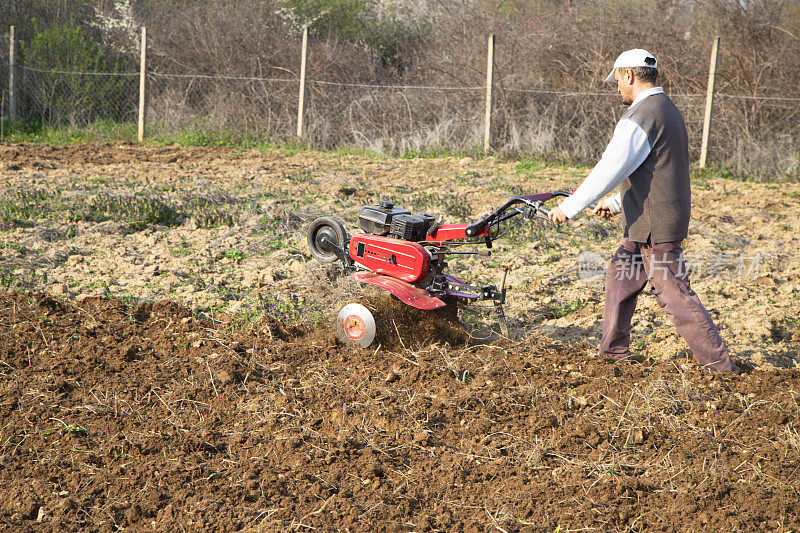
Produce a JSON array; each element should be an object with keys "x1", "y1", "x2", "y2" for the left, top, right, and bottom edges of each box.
[
  {"x1": 186, "y1": 202, "x2": 238, "y2": 229},
  {"x1": 68, "y1": 194, "x2": 183, "y2": 230},
  {"x1": 153, "y1": 128, "x2": 269, "y2": 148},
  {"x1": 691, "y1": 164, "x2": 799, "y2": 183},
  {"x1": 0, "y1": 189, "x2": 66, "y2": 229},
  {"x1": 502, "y1": 150, "x2": 593, "y2": 171},
  {"x1": 542, "y1": 299, "x2": 586, "y2": 319},
  {"x1": 229, "y1": 307, "x2": 263, "y2": 332},
  {"x1": 259, "y1": 291, "x2": 325, "y2": 328},
  {"x1": 55, "y1": 191, "x2": 243, "y2": 231},
  {"x1": 0, "y1": 187, "x2": 242, "y2": 233},
  {"x1": 407, "y1": 191, "x2": 472, "y2": 220},
  {"x1": 400, "y1": 146, "x2": 485, "y2": 160},
  {"x1": 222, "y1": 249, "x2": 246, "y2": 261},
  {"x1": 331, "y1": 144, "x2": 390, "y2": 159},
  {"x1": 170, "y1": 242, "x2": 194, "y2": 257},
  {"x1": 1, "y1": 119, "x2": 137, "y2": 144},
  {"x1": 0, "y1": 268, "x2": 49, "y2": 292},
  {"x1": 0, "y1": 187, "x2": 240, "y2": 232}
]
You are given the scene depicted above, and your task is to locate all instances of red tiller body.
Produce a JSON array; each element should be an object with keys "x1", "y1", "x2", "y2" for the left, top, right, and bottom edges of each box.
[
  {"x1": 425, "y1": 223, "x2": 489, "y2": 242},
  {"x1": 353, "y1": 272, "x2": 446, "y2": 310},
  {"x1": 348, "y1": 234, "x2": 431, "y2": 283}
]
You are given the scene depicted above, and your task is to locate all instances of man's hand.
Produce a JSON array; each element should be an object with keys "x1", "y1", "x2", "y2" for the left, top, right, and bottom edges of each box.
[
  {"x1": 548, "y1": 206, "x2": 569, "y2": 225},
  {"x1": 592, "y1": 199, "x2": 617, "y2": 220}
]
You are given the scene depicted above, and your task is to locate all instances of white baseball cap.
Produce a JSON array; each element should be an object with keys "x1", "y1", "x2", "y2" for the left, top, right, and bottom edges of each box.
[{"x1": 604, "y1": 49, "x2": 658, "y2": 83}]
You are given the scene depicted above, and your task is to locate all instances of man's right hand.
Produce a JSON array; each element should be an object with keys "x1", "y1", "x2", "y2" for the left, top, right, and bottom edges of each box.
[{"x1": 592, "y1": 199, "x2": 617, "y2": 220}]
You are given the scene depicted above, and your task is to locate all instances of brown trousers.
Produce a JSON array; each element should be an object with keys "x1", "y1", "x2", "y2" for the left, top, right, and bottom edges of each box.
[{"x1": 599, "y1": 238, "x2": 739, "y2": 373}]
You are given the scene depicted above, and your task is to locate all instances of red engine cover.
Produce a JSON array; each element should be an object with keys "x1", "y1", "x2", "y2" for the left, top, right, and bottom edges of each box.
[{"x1": 349, "y1": 234, "x2": 431, "y2": 283}]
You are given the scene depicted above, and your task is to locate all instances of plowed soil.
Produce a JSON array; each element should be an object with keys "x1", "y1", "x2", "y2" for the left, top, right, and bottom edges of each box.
[
  {"x1": 1, "y1": 291, "x2": 799, "y2": 531},
  {"x1": 1, "y1": 143, "x2": 799, "y2": 531}
]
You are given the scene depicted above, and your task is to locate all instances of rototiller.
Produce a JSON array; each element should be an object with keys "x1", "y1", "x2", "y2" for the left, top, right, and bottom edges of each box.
[{"x1": 307, "y1": 190, "x2": 572, "y2": 347}]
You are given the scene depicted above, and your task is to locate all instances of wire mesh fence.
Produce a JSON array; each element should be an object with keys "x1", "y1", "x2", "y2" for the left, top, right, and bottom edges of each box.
[
  {"x1": 0, "y1": 32, "x2": 8, "y2": 124},
  {"x1": 303, "y1": 82, "x2": 485, "y2": 152},
  {"x1": 699, "y1": 94, "x2": 800, "y2": 175},
  {"x1": 17, "y1": 65, "x2": 139, "y2": 126},
  {"x1": 3, "y1": 25, "x2": 800, "y2": 178},
  {"x1": 146, "y1": 72, "x2": 299, "y2": 140}
]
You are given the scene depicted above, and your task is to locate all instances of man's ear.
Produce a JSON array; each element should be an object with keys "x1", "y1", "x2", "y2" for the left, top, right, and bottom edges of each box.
[{"x1": 624, "y1": 68, "x2": 635, "y2": 85}]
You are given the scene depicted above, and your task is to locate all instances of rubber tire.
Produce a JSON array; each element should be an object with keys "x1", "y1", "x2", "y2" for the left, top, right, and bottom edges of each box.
[{"x1": 307, "y1": 216, "x2": 349, "y2": 264}]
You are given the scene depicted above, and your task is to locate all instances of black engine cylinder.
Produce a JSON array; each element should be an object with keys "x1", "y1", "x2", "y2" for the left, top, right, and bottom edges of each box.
[{"x1": 390, "y1": 214, "x2": 430, "y2": 242}]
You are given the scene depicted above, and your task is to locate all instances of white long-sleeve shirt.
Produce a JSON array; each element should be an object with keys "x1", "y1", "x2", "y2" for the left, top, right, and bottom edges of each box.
[{"x1": 558, "y1": 87, "x2": 665, "y2": 219}]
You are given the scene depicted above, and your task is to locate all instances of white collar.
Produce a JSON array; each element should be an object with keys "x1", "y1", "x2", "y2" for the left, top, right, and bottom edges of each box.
[{"x1": 631, "y1": 87, "x2": 664, "y2": 108}]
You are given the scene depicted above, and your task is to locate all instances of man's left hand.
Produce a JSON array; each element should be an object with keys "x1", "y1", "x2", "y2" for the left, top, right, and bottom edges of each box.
[{"x1": 548, "y1": 206, "x2": 569, "y2": 225}]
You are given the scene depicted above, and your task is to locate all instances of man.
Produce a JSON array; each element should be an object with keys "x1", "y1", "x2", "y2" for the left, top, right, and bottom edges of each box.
[{"x1": 548, "y1": 49, "x2": 739, "y2": 373}]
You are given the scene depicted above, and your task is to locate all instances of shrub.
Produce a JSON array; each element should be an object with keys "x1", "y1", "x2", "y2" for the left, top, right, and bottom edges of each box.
[
  {"x1": 20, "y1": 24, "x2": 132, "y2": 125},
  {"x1": 279, "y1": 0, "x2": 418, "y2": 63}
]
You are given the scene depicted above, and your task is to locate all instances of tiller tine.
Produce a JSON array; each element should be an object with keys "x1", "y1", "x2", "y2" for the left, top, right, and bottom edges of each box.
[{"x1": 494, "y1": 268, "x2": 509, "y2": 337}]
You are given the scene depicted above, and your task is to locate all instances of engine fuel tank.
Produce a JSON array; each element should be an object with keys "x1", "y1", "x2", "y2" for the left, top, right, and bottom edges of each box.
[{"x1": 349, "y1": 234, "x2": 431, "y2": 283}]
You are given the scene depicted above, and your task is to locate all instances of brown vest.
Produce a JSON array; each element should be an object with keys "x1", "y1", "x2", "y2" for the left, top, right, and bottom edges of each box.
[{"x1": 619, "y1": 92, "x2": 691, "y2": 243}]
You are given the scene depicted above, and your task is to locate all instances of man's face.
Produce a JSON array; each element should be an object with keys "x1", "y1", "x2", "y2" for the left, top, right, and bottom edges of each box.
[{"x1": 615, "y1": 68, "x2": 635, "y2": 105}]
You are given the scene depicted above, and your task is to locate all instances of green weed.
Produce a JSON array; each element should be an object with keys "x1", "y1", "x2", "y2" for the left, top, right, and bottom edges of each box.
[
  {"x1": 0, "y1": 189, "x2": 66, "y2": 229},
  {"x1": 282, "y1": 170, "x2": 315, "y2": 183},
  {"x1": 405, "y1": 191, "x2": 472, "y2": 220},
  {"x1": 543, "y1": 253, "x2": 562, "y2": 264},
  {"x1": 223, "y1": 249, "x2": 246, "y2": 261},
  {"x1": 81, "y1": 279, "x2": 107, "y2": 291},
  {"x1": 68, "y1": 193, "x2": 182, "y2": 230},
  {"x1": 400, "y1": 146, "x2": 484, "y2": 160},
  {"x1": 2, "y1": 242, "x2": 30, "y2": 255},
  {"x1": 502, "y1": 150, "x2": 592, "y2": 170},
  {"x1": 170, "y1": 242, "x2": 194, "y2": 257},
  {"x1": 2, "y1": 119, "x2": 137, "y2": 144},
  {"x1": 0, "y1": 268, "x2": 49, "y2": 291},
  {"x1": 258, "y1": 291, "x2": 324, "y2": 327},
  {"x1": 230, "y1": 308, "x2": 262, "y2": 332},
  {"x1": 542, "y1": 299, "x2": 586, "y2": 319}
]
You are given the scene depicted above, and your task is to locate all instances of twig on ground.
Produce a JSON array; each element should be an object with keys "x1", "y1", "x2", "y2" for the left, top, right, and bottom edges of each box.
[
  {"x1": 392, "y1": 319, "x2": 409, "y2": 352},
  {"x1": 205, "y1": 360, "x2": 219, "y2": 397}
]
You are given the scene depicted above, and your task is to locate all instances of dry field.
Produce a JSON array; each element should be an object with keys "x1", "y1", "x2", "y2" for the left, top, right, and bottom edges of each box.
[{"x1": 1, "y1": 143, "x2": 799, "y2": 531}]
